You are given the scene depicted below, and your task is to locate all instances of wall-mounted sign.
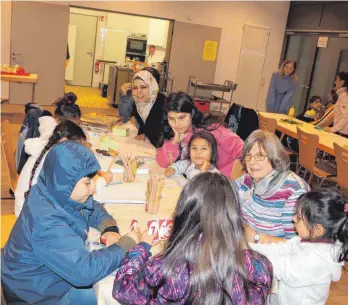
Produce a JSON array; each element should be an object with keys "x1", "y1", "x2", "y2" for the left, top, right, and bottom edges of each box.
[
  {"x1": 203, "y1": 40, "x2": 218, "y2": 61},
  {"x1": 317, "y1": 36, "x2": 328, "y2": 48}
]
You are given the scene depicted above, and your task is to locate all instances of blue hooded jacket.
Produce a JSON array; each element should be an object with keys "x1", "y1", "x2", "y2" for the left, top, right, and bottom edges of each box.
[{"x1": 2, "y1": 141, "x2": 133, "y2": 304}]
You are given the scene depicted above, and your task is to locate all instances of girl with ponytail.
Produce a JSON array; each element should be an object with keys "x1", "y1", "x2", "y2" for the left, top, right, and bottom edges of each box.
[
  {"x1": 250, "y1": 188, "x2": 348, "y2": 305},
  {"x1": 53, "y1": 92, "x2": 81, "y2": 124},
  {"x1": 15, "y1": 121, "x2": 86, "y2": 216},
  {"x1": 156, "y1": 91, "x2": 244, "y2": 177}
]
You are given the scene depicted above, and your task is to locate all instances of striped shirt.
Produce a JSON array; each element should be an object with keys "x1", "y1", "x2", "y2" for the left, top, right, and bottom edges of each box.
[{"x1": 234, "y1": 172, "x2": 309, "y2": 239}]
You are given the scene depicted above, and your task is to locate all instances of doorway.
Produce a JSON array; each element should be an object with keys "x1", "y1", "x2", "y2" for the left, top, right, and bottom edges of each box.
[
  {"x1": 282, "y1": 33, "x2": 348, "y2": 115},
  {"x1": 66, "y1": 13, "x2": 97, "y2": 87}
]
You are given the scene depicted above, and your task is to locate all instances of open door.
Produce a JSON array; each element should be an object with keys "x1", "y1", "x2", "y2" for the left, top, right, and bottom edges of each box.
[
  {"x1": 168, "y1": 21, "x2": 221, "y2": 94},
  {"x1": 10, "y1": 1, "x2": 69, "y2": 105}
]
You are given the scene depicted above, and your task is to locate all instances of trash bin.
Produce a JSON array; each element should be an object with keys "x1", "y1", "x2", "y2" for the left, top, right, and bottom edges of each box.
[{"x1": 101, "y1": 84, "x2": 108, "y2": 98}]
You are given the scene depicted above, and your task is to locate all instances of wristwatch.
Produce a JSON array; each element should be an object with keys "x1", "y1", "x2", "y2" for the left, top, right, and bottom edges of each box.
[{"x1": 254, "y1": 232, "x2": 260, "y2": 244}]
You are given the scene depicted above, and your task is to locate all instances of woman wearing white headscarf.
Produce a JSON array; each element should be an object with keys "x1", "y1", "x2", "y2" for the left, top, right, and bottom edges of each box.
[{"x1": 120, "y1": 69, "x2": 168, "y2": 147}]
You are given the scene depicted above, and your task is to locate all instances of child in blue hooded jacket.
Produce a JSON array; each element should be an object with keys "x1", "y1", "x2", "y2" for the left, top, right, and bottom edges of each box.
[{"x1": 1, "y1": 141, "x2": 139, "y2": 305}]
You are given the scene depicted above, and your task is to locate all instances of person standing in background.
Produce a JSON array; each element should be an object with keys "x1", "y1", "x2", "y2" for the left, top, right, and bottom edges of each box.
[{"x1": 266, "y1": 60, "x2": 298, "y2": 114}]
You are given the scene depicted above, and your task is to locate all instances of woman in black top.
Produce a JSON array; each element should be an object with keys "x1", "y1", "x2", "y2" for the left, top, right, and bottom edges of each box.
[{"x1": 122, "y1": 69, "x2": 167, "y2": 147}]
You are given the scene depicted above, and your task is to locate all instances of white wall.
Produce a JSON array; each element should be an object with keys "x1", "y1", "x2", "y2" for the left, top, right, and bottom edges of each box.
[
  {"x1": 3, "y1": 1, "x2": 290, "y2": 109},
  {"x1": 1, "y1": 0, "x2": 12, "y2": 100}
]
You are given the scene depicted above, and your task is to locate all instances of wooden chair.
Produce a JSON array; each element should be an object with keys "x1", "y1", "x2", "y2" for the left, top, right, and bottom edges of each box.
[
  {"x1": 258, "y1": 113, "x2": 298, "y2": 170},
  {"x1": 297, "y1": 127, "x2": 336, "y2": 187},
  {"x1": 1, "y1": 120, "x2": 19, "y2": 194},
  {"x1": 230, "y1": 159, "x2": 245, "y2": 181},
  {"x1": 334, "y1": 142, "x2": 348, "y2": 190},
  {"x1": 258, "y1": 113, "x2": 277, "y2": 133}
]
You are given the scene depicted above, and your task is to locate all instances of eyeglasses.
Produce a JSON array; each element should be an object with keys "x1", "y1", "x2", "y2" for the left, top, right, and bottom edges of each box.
[{"x1": 243, "y1": 153, "x2": 268, "y2": 162}]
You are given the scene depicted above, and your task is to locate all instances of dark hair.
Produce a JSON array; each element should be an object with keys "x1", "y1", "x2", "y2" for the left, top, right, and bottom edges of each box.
[
  {"x1": 40, "y1": 110, "x2": 53, "y2": 117},
  {"x1": 142, "y1": 67, "x2": 160, "y2": 84},
  {"x1": 296, "y1": 188, "x2": 348, "y2": 262},
  {"x1": 87, "y1": 171, "x2": 98, "y2": 179},
  {"x1": 188, "y1": 131, "x2": 218, "y2": 166},
  {"x1": 163, "y1": 92, "x2": 219, "y2": 145},
  {"x1": 308, "y1": 96, "x2": 321, "y2": 104},
  {"x1": 54, "y1": 92, "x2": 81, "y2": 121},
  {"x1": 158, "y1": 173, "x2": 255, "y2": 304},
  {"x1": 337, "y1": 71, "x2": 348, "y2": 88},
  {"x1": 25, "y1": 120, "x2": 86, "y2": 197}
]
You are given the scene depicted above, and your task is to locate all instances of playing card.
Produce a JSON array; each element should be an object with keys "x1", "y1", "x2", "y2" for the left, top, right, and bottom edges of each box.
[
  {"x1": 130, "y1": 219, "x2": 138, "y2": 231},
  {"x1": 160, "y1": 218, "x2": 173, "y2": 240},
  {"x1": 147, "y1": 219, "x2": 159, "y2": 242}
]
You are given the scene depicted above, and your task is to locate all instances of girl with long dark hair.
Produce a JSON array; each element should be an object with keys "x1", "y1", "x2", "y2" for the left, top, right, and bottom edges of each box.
[
  {"x1": 113, "y1": 173, "x2": 273, "y2": 304},
  {"x1": 156, "y1": 92, "x2": 244, "y2": 177}
]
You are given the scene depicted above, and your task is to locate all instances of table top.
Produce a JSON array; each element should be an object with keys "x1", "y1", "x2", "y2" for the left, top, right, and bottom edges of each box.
[
  {"x1": 0, "y1": 73, "x2": 38, "y2": 83},
  {"x1": 87, "y1": 122, "x2": 183, "y2": 305},
  {"x1": 259, "y1": 112, "x2": 348, "y2": 155}
]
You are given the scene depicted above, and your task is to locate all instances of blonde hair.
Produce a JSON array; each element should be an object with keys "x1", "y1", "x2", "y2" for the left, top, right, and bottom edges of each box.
[
  {"x1": 241, "y1": 130, "x2": 290, "y2": 172},
  {"x1": 278, "y1": 59, "x2": 298, "y2": 83}
]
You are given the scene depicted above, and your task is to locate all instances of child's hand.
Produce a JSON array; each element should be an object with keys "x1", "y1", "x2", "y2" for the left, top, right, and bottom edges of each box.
[
  {"x1": 140, "y1": 229, "x2": 156, "y2": 246},
  {"x1": 98, "y1": 170, "x2": 113, "y2": 184},
  {"x1": 165, "y1": 167, "x2": 175, "y2": 177},
  {"x1": 101, "y1": 232, "x2": 121, "y2": 247},
  {"x1": 125, "y1": 228, "x2": 141, "y2": 244},
  {"x1": 200, "y1": 160, "x2": 212, "y2": 172}
]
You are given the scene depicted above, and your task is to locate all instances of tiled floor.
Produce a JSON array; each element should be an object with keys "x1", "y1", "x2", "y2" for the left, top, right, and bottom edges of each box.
[
  {"x1": 1, "y1": 114, "x2": 348, "y2": 304},
  {"x1": 65, "y1": 85, "x2": 112, "y2": 109}
]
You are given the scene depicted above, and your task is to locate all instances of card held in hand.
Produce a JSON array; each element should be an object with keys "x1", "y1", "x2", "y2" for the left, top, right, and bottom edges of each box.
[
  {"x1": 147, "y1": 219, "x2": 159, "y2": 242},
  {"x1": 130, "y1": 219, "x2": 138, "y2": 231}
]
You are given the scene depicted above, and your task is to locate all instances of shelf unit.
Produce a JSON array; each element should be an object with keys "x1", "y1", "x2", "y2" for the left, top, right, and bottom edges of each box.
[{"x1": 187, "y1": 76, "x2": 237, "y2": 113}]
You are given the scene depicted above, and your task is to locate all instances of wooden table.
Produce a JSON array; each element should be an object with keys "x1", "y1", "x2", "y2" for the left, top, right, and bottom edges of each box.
[
  {"x1": 259, "y1": 112, "x2": 348, "y2": 155},
  {"x1": 1, "y1": 73, "x2": 38, "y2": 103}
]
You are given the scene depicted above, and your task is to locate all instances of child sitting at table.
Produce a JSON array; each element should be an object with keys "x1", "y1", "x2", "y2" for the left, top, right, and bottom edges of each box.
[
  {"x1": 113, "y1": 172, "x2": 273, "y2": 304},
  {"x1": 2, "y1": 141, "x2": 140, "y2": 305},
  {"x1": 297, "y1": 95, "x2": 322, "y2": 123},
  {"x1": 15, "y1": 120, "x2": 113, "y2": 217},
  {"x1": 249, "y1": 188, "x2": 348, "y2": 305},
  {"x1": 164, "y1": 131, "x2": 220, "y2": 180}
]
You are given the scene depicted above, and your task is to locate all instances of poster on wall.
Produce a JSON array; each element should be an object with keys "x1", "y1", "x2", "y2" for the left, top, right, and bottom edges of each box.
[{"x1": 203, "y1": 40, "x2": 218, "y2": 61}]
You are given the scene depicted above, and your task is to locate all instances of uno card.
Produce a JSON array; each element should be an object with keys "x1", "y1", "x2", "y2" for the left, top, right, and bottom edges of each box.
[
  {"x1": 100, "y1": 236, "x2": 107, "y2": 245},
  {"x1": 146, "y1": 219, "x2": 159, "y2": 242},
  {"x1": 158, "y1": 218, "x2": 173, "y2": 240},
  {"x1": 130, "y1": 219, "x2": 138, "y2": 231},
  {"x1": 158, "y1": 219, "x2": 168, "y2": 241}
]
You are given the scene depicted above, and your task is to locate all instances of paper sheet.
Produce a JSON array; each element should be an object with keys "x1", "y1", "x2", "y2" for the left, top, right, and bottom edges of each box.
[{"x1": 203, "y1": 40, "x2": 218, "y2": 61}]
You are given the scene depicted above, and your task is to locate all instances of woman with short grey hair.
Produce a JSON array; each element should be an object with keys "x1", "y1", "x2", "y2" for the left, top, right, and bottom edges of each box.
[{"x1": 233, "y1": 130, "x2": 309, "y2": 244}]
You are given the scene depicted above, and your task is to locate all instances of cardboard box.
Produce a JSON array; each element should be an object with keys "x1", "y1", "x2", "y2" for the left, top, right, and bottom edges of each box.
[{"x1": 80, "y1": 113, "x2": 123, "y2": 134}]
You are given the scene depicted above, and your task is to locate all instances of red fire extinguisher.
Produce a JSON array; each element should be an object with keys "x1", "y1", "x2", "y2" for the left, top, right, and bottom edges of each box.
[{"x1": 95, "y1": 60, "x2": 100, "y2": 73}]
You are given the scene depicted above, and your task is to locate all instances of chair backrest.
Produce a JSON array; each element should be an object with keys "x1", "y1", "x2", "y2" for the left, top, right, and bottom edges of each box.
[
  {"x1": 297, "y1": 127, "x2": 319, "y2": 172},
  {"x1": 1, "y1": 120, "x2": 19, "y2": 192},
  {"x1": 258, "y1": 113, "x2": 277, "y2": 134},
  {"x1": 334, "y1": 142, "x2": 348, "y2": 190},
  {"x1": 230, "y1": 159, "x2": 245, "y2": 181}
]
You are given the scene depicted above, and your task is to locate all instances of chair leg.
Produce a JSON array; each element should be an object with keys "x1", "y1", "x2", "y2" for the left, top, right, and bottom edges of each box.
[
  {"x1": 318, "y1": 177, "x2": 326, "y2": 188},
  {"x1": 296, "y1": 165, "x2": 301, "y2": 175},
  {"x1": 308, "y1": 173, "x2": 314, "y2": 185}
]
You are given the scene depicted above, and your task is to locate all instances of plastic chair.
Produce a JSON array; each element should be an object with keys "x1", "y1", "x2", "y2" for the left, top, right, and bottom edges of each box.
[
  {"x1": 296, "y1": 127, "x2": 336, "y2": 187},
  {"x1": 230, "y1": 159, "x2": 245, "y2": 181},
  {"x1": 334, "y1": 142, "x2": 348, "y2": 190},
  {"x1": 1, "y1": 120, "x2": 19, "y2": 194}
]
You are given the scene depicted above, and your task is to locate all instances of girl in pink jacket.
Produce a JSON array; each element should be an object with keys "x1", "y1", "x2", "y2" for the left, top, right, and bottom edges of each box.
[{"x1": 156, "y1": 92, "x2": 244, "y2": 177}]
